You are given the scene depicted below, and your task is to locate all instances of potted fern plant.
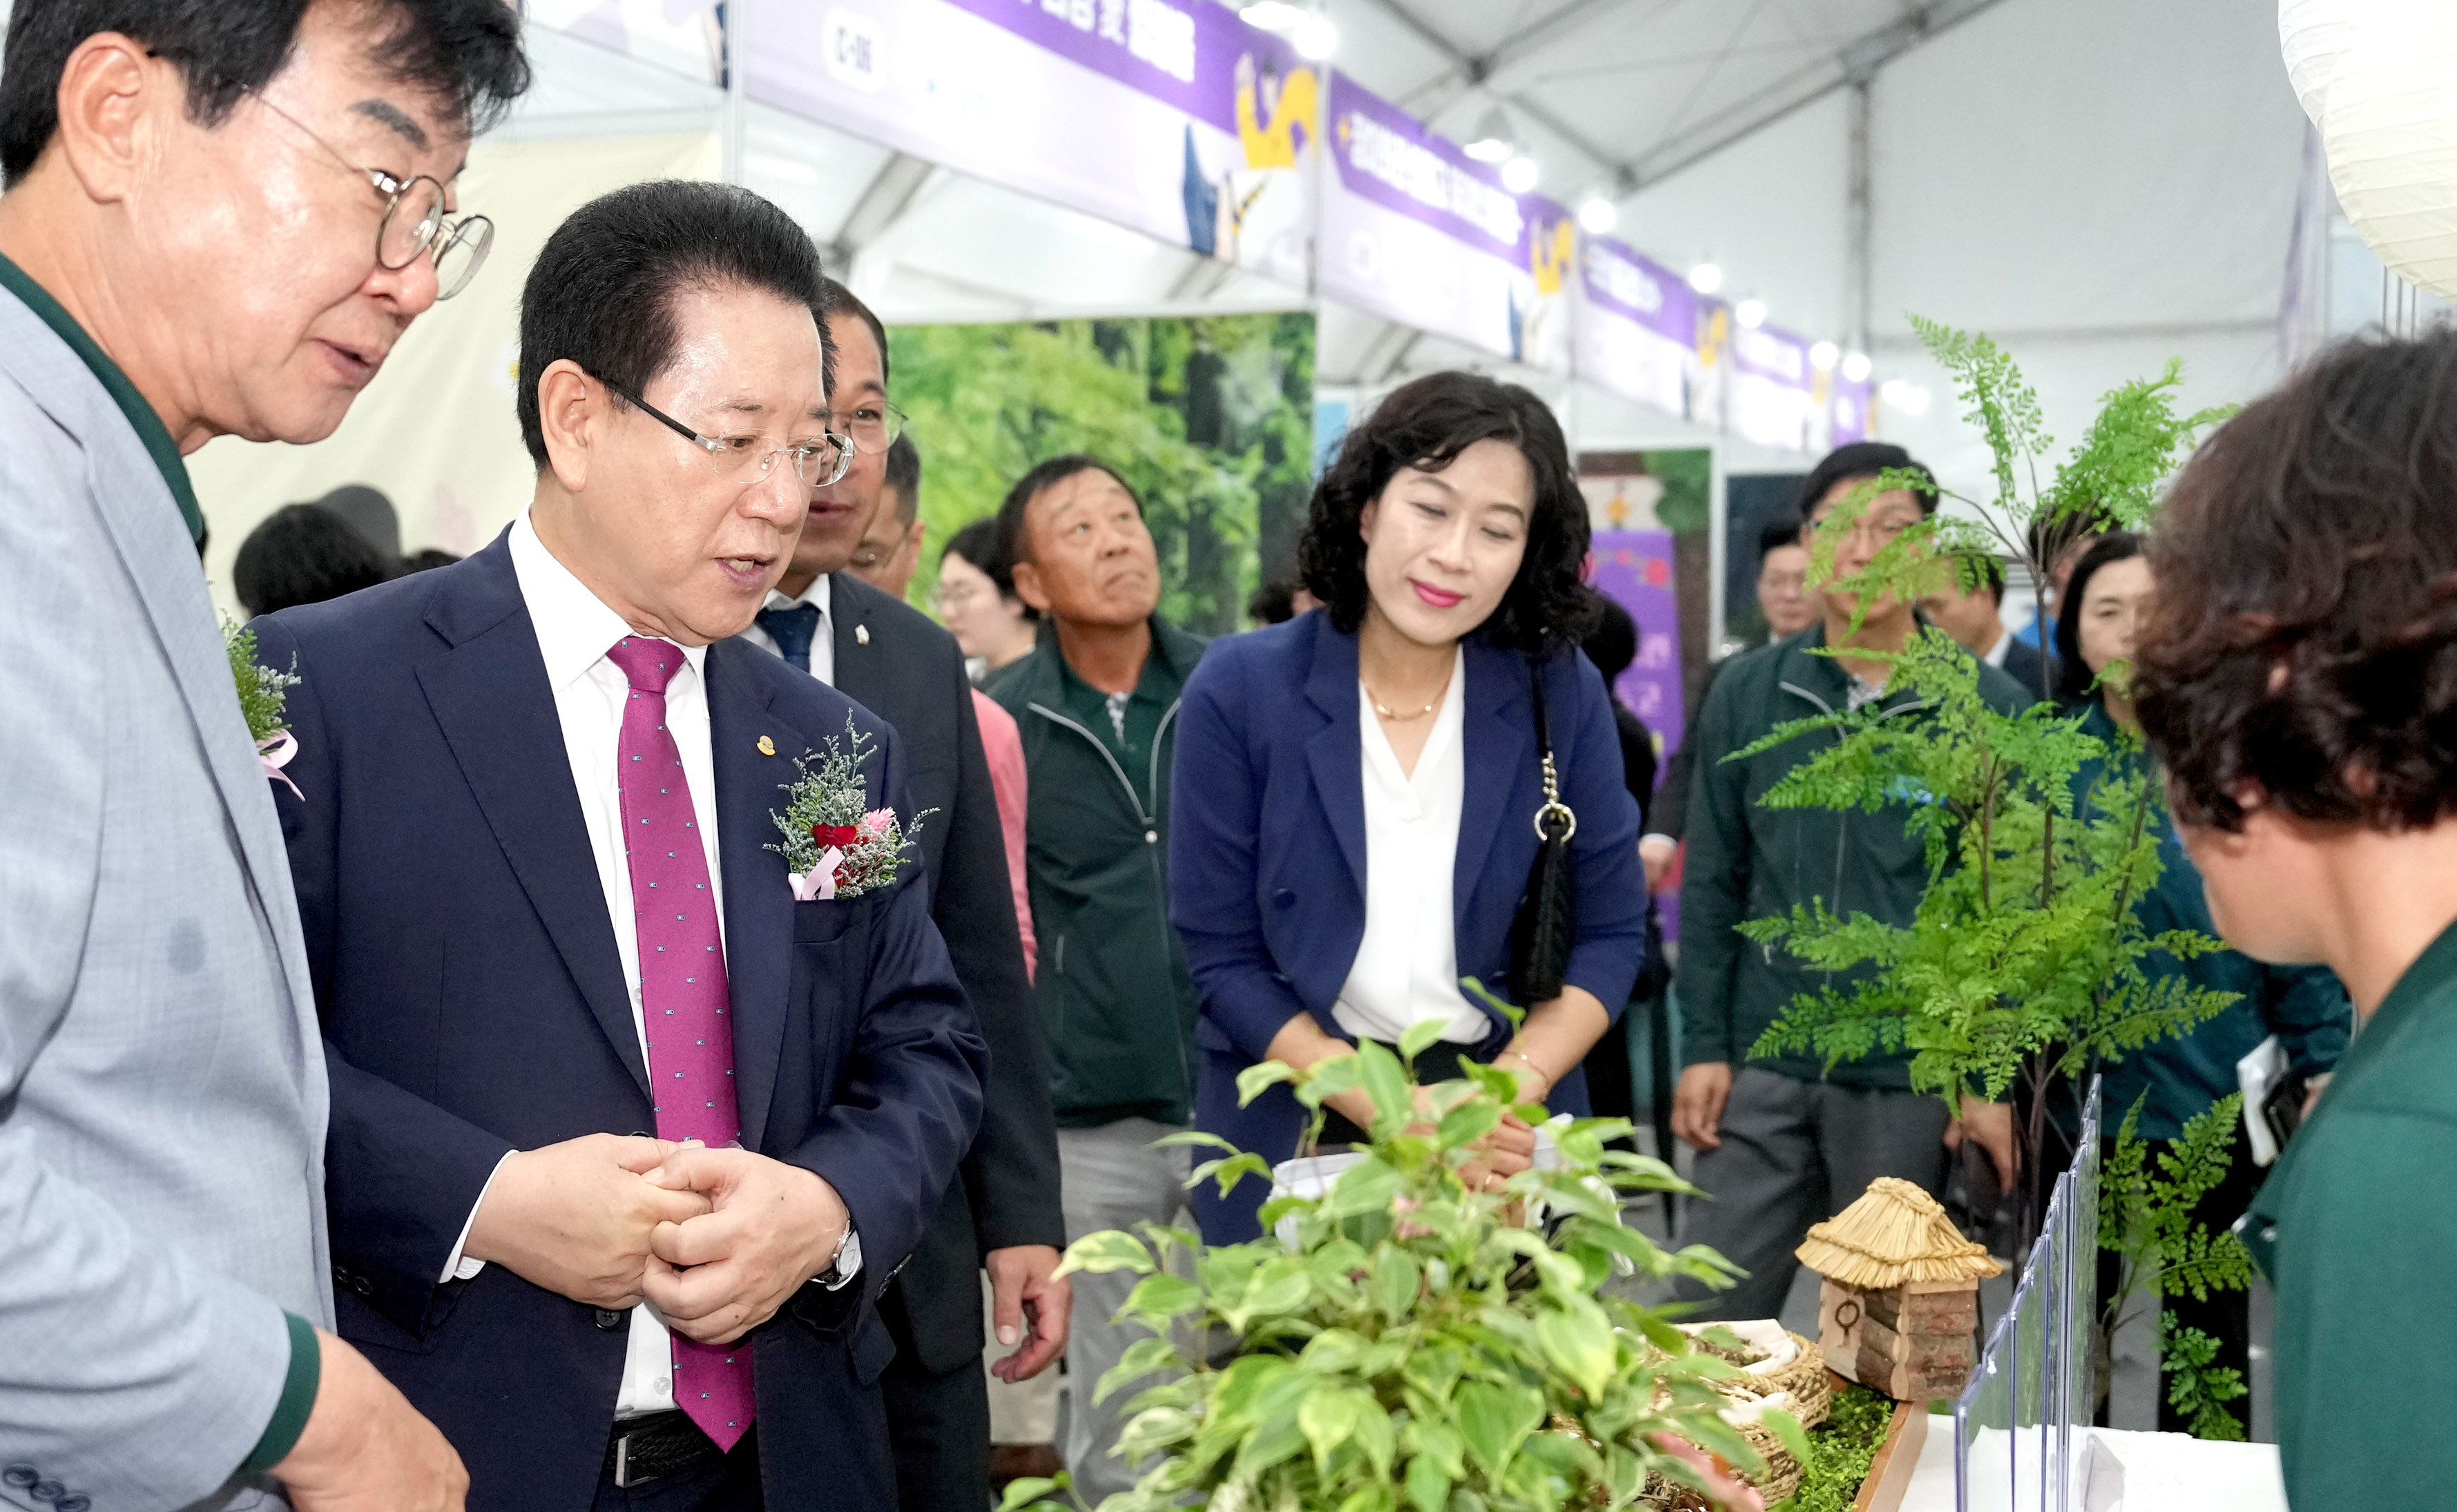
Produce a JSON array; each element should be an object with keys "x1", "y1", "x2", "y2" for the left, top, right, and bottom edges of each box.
[{"x1": 1735, "y1": 319, "x2": 2242, "y2": 1252}]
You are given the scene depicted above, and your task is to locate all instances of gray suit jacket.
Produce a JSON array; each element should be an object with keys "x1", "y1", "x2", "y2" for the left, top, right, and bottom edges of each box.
[{"x1": 0, "y1": 289, "x2": 332, "y2": 1510}]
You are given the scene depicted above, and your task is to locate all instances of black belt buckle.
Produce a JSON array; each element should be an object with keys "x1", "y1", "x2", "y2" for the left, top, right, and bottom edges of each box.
[{"x1": 609, "y1": 1411, "x2": 721, "y2": 1489}]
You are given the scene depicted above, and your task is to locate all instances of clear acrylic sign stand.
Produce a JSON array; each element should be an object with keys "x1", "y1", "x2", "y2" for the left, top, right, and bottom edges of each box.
[{"x1": 1958, "y1": 1077, "x2": 2103, "y2": 1512}]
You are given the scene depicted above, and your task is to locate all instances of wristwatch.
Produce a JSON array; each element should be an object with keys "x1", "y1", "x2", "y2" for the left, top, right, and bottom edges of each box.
[{"x1": 813, "y1": 1222, "x2": 862, "y2": 1292}]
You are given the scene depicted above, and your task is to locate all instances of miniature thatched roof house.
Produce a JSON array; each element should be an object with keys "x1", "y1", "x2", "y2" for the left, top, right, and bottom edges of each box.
[{"x1": 1800, "y1": 1178, "x2": 2002, "y2": 1400}]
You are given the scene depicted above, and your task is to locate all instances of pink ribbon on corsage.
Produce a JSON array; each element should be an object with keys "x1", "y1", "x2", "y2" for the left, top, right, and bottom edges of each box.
[
  {"x1": 789, "y1": 846, "x2": 845, "y2": 902},
  {"x1": 258, "y1": 728, "x2": 302, "y2": 799}
]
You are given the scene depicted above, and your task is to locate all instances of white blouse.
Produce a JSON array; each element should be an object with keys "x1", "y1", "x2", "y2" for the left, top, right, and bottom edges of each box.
[{"x1": 1330, "y1": 649, "x2": 1490, "y2": 1047}]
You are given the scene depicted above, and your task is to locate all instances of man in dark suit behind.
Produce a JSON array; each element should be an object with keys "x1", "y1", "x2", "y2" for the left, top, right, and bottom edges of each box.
[
  {"x1": 256, "y1": 182, "x2": 987, "y2": 1511},
  {"x1": 1919, "y1": 548, "x2": 2059, "y2": 703},
  {"x1": 744, "y1": 280, "x2": 1066, "y2": 1512}
]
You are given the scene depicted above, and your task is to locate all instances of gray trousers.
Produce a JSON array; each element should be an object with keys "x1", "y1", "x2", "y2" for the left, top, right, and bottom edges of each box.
[
  {"x1": 1059, "y1": 1118, "x2": 1194, "y2": 1504},
  {"x1": 1673, "y1": 1066, "x2": 1952, "y2": 1320}
]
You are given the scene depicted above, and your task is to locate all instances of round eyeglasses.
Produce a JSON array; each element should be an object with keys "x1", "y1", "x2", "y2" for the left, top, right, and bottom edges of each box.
[
  {"x1": 604, "y1": 378, "x2": 856, "y2": 490},
  {"x1": 247, "y1": 91, "x2": 494, "y2": 300},
  {"x1": 363, "y1": 171, "x2": 493, "y2": 300},
  {"x1": 827, "y1": 398, "x2": 908, "y2": 457}
]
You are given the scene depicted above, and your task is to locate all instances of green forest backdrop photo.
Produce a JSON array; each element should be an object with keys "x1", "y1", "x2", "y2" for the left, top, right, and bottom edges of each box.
[{"x1": 886, "y1": 312, "x2": 1317, "y2": 637}]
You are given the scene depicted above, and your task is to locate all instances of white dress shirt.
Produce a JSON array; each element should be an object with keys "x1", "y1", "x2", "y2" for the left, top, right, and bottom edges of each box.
[
  {"x1": 438, "y1": 513, "x2": 731, "y2": 1416},
  {"x1": 1331, "y1": 649, "x2": 1488, "y2": 1046},
  {"x1": 1981, "y1": 625, "x2": 2012, "y2": 668},
  {"x1": 741, "y1": 574, "x2": 835, "y2": 685}
]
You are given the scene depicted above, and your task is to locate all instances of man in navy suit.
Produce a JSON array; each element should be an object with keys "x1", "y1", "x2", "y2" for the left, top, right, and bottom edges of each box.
[
  {"x1": 1918, "y1": 548, "x2": 2059, "y2": 701},
  {"x1": 255, "y1": 181, "x2": 986, "y2": 1511}
]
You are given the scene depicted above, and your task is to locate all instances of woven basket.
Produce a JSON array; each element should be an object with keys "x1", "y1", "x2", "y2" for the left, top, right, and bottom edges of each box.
[
  {"x1": 1761, "y1": 1332, "x2": 1833, "y2": 1428},
  {"x1": 1636, "y1": 1418, "x2": 1802, "y2": 1510}
]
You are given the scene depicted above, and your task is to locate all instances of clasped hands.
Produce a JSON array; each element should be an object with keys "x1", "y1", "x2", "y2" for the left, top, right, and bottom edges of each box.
[
  {"x1": 465, "y1": 1132, "x2": 852, "y2": 1345},
  {"x1": 1322, "y1": 1076, "x2": 1542, "y2": 1194}
]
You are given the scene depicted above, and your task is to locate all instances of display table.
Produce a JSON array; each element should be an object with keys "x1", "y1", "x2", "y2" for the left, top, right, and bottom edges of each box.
[{"x1": 1889, "y1": 1413, "x2": 2288, "y2": 1512}]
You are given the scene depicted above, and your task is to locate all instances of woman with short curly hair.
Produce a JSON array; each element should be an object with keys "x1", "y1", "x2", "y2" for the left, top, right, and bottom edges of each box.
[
  {"x1": 1168, "y1": 371, "x2": 1647, "y2": 1243},
  {"x1": 2134, "y1": 329, "x2": 2457, "y2": 1505}
]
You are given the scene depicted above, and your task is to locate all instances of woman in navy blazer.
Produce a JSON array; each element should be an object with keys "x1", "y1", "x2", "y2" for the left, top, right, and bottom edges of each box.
[{"x1": 1171, "y1": 372, "x2": 1648, "y2": 1242}]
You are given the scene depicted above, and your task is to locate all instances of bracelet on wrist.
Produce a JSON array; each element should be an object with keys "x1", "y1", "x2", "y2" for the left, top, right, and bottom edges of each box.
[{"x1": 1503, "y1": 1047, "x2": 1554, "y2": 1092}]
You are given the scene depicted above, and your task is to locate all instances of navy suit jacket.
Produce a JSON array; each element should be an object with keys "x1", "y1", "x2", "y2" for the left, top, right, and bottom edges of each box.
[
  {"x1": 1169, "y1": 612, "x2": 1648, "y2": 1241},
  {"x1": 254, "y1": 537, "x2": 987, "y2": 1511}
]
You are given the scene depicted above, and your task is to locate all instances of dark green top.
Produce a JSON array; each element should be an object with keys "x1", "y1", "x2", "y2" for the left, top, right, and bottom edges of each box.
[
  {"x1": 987, "y1": 619, "x2": 1208, "y2": 1127},
  {"x1": 0, "y1": 251, "x2": 203, "y2": 545},
  {"x1": 1676, "y1": 623, "x2": 2031, "y2": 1090},
  {"x1": 2244, "y1": 916, "x2": 2457, "y2": 1509},
  {"x1": 1050, "y1": 637, "x2": 1174, "y2": 813},
  {"x1": 2063, "y1": 701, "x2": 2350, "y2": 1141}
]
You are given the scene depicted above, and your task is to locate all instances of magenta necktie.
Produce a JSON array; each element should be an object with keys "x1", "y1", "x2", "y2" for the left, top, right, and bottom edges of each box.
[{"x1": 606, "y1": 635, "x2": 756, "y2": 1451}]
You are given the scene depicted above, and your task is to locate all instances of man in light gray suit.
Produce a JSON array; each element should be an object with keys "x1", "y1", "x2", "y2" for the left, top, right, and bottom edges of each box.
[{"x1": 0, "y1": 3, "x2": 526, "y2": 1508}]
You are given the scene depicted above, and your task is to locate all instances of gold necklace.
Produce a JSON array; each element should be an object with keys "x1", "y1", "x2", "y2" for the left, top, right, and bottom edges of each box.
[{"x1": 1365, "y1": 684, "x2": 1438, "y2": 721}]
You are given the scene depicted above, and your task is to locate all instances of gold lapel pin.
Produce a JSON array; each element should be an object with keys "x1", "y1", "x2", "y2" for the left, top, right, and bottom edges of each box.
[
  {"x1": 855, "y1": 623, "x2": 870, "y2": 646},
  {"x1": 757, "y1": 735, "x2": 776, "y2": 756}
]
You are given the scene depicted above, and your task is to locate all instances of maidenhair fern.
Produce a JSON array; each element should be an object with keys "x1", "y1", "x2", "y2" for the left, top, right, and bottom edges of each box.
[{"x1": 1740, "y1": 319, "x2": 2239, "y2": 1246}]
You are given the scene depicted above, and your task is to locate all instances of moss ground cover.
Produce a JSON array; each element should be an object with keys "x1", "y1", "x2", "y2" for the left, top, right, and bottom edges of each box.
[{"x1": 1771, "y1": 1381, "x2": 1896, "y2": 1512}]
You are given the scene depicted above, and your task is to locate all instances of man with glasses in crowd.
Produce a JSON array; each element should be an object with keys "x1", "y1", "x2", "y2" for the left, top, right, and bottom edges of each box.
[
  {"x1": 847, "y1": 434, "x2": 928, "y2": 597},
  {"x1": 747, "y1": 280, "x2": 1066, "y2": 1512},
  {"x1": 0, "y1": 3, "x2": 523, "y2": 1509},
  {"x1": 1670, "y1": 441, "x2": 2026, "y2": 1321},
  {"x1": 247, "y1": 182, "x2": 987, "y2": 1511}
]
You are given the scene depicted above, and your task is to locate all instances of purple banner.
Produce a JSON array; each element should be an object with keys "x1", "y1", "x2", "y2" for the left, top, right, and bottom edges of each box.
[
  {"x1": 1581, "y1": 236, "x2": 1695, "y2": 345},
  {"x1": 1589, "y1": 530, "x2": 1684, "y2": 934},
  {"x1": 1830, "y1": 375, "x2": 1873, "y2": 445},
  {"x1": 934, "y1": 0, "x2": 1257, "y2": 133},
  {"x1": 1727, "y1": 320, "x2": 1813, "y2": 388},
  {"x1": 1326, "y1": 72, "x2": 1527, "y2": 259},
  {"x1": 742, "y1": 0, "x2": 1317, "y2": 282},
  {"x1": 1587, "y1": 530, "x2": 1684, "y2": 784}
]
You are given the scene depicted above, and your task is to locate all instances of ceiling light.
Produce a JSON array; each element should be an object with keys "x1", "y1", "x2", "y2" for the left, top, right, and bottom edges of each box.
[
  {"x1": 1809, "y1": 340, "x2": 1840, "y2": 370},
  {"x1": 1840, "y1": 350, "x2": 1873, "y2": 383},
  {"x1": 1463, "y1": 105, "x2": 1514, "y2": 164},
  {"x1": 1239, "y1": 1, "x2": 1304, "y2": 29},
  {"x1": 1880, "y1": 378, "x2": 1930, "y2": 414},
  {"x1": 1735, "y1": 298, "x2": 1766, "y2": 329},
  {"x1": 1291, "y1": 13, "x2": 1337, "y2": 58},
  {"x1": 1687, "y1": 262, "x2": 1722, "y2": 295},
  {"x1": 1500, "y1": 156, "x2": 1541, "y2": 194},
  {"x1": 1577, "y1": 197, "x2": 1617, "y2": 235}
]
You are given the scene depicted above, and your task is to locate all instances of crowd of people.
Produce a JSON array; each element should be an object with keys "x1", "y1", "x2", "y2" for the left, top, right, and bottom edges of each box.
[{"x1": 8, "y1": 5, "x2": 2457, "y2": 1512}]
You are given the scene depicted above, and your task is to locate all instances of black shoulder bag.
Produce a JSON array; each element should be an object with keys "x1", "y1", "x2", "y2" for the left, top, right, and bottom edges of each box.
[{"x1": 1509, "y1": 655, "x2": 1577, "y2": 1004}]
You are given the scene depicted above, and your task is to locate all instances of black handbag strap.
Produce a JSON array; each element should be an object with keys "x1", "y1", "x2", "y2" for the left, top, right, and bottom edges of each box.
[
  {"x1": 1527, "y1": 652, "x2": 1552, "y2": 761},
  {"x1": 1528, "y1": 655, "x2": 1574, "y2": 841}
]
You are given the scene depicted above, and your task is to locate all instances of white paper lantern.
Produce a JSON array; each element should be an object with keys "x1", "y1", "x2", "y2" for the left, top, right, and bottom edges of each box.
[
  {"x1": 2279, "y1": 0, "x2": 2356, "y2": 126},
  {"x1": 2286, "y1": 0, "x2": 2457, "y2": 301}
]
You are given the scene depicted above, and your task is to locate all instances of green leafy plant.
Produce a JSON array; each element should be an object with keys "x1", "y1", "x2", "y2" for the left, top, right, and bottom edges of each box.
[
  {"x1": 1735, "y1": 318, "x2": 2239, "y2": 1244},
  {"x1": 1002, "y1": 1009, "x2": 1801, "y2": 1512},
  {"x1": 2097, "y1": 1094, "x2": 2255, "y2": 1441},
  {"x1": 223, "y1": 616, "x2": 298, "y2": 746}
]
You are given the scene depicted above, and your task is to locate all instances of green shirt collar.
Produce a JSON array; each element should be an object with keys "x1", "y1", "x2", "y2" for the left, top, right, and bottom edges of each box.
[
  {"x1": 0, "y1": 251, "x2": 203, "y2": 545},
  {"x1": 2349, "y1": 913, "x2": 2457, "y2": 1065}
]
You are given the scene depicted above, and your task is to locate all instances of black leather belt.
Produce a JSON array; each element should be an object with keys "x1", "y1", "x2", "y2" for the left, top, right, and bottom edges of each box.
[{"x1": 607, "y1": 1411, "x2": 722, "y2": 1489}]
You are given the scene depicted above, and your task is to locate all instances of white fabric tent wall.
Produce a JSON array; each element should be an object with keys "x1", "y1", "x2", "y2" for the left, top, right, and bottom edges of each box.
[{"x1": 1606, "y1": 0, "x2": 2306, "y2": 510}]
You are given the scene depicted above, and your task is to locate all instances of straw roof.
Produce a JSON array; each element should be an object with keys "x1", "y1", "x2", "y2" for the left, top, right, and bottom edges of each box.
[{"x1": 1795, "y1": 1177, "x2": 2003, "y2": 1288}]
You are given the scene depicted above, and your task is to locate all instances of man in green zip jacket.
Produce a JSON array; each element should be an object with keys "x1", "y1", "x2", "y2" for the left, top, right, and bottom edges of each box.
[
  {"x1": 1671, "y1": 444, "x2": 2029, "y2": 1320},
  {"x1": 985, "y1": 455, "x2": 1206, "y2": 1502}
]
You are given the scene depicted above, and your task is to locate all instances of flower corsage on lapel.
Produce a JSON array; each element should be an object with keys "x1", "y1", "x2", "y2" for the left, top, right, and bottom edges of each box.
[
  {"x1": 767, "y1": 715, "x2": 936, "y2": 901},
  {"x1": 225, "y1": 617, "x2": 302, "y2": 798}
]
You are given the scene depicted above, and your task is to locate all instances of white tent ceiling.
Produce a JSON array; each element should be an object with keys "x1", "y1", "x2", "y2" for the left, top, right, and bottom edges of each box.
[{"x1": 0, "y1": 0, "x2": 2365, "y2": 507}]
